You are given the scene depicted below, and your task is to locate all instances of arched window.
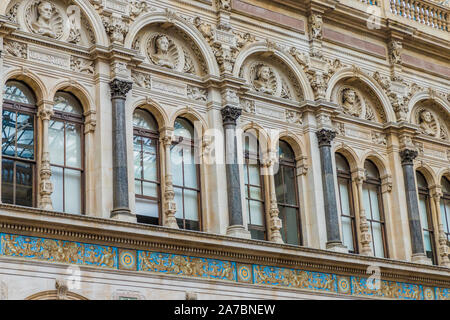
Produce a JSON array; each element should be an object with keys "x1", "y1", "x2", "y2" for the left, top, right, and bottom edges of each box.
[
  {"x1": 171, "y1": 117, "x2": 201, "y2": 230},
  {"x1": 133, "y1": 109, "x2": 160, "y2": 225},
  {"x1": 2, "y1": 81, "x2": 37, "y2": 207},
  {"x1": 243, "y1": 132, "x2": 265, "y2": 240},
  {"x1": 440, "y1": 177, "x2": 450, "y2": 242},
  {"x1": 49, "y1": 92, "x2": 84, "y2": 214},
  {"x1": 362, "y1": 160, "x2": 388, "y2": 258},
  {"x1": 335, "y1": 153, "x2": 357, "y2": 253},
  {"x1": 275, "y1": 140, "x2": 301, "y2": 245},
  {"x1": 416, "y1": 171, "x2": 436, "y2": 264}
]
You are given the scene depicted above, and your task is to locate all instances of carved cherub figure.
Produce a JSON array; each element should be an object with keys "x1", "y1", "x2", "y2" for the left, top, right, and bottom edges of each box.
[
  {"x1": 342, "y1": 88, "x2": 361, "y2": 117},
  {"x1": 419, "y1": 110, "x2": 437, "y2": 136},
  {"x1": 253, "y1": 65, "x2": 274, "y2": 95},
  {"x1": 152, "y1": 35, "x2": 174, "y2": 69},
  {"x1": 31, "y1": 1, "x2": 57, "y2": 38}
]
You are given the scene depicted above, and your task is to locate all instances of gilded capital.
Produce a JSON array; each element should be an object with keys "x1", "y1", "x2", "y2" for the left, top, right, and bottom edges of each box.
[{"x1": 110, "y1": 79, "x2": 132, "y2": 99}]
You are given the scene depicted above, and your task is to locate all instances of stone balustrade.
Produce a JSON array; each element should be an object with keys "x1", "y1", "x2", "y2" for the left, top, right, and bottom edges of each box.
[{"x1": 389, "y1": 0, "x2": 449, "y2": 31}]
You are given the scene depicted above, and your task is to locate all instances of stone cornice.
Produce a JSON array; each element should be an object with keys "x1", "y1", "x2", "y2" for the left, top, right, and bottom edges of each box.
[{"x1": 0, "y1": 204, "x2": 449, "y2": 288}]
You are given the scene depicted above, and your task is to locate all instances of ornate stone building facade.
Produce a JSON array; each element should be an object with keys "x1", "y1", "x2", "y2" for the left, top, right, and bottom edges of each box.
[{"x1": 0, "y1": 0, "x2": 449, "y2": 300}]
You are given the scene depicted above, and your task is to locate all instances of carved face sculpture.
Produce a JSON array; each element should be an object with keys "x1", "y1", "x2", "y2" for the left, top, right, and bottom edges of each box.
[
  {"x1": 421, "y1": 110, "x2": 432, "y2": 123},
  {"x1": 156, "y1": 35, "x2": 169, "y2": 54},
  {"x1": 343, "y1": 89, "x2": 356, "y2": 105},
  {"x1": 257, "y1": 66, "x2": 271, "y2": 82},
  {"x1": 37, "y1": 1, "x2": 53, "y2": 22}
]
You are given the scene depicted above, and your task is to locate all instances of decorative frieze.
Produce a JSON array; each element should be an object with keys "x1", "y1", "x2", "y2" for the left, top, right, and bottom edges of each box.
[
  {"x1": 28, "y1": 45, "x2": 70, "y2": 69},
  {"x1": 285, "y1": 110, "x2": 303, "y2": 125},
  {"x1": 187, "y1": 85, "x2": 208, "y2": 102},
  {"x1": 70, "y1": 56, "x2": 95, "y2": 75},
  {"x1": 131, "y1": 72, "x2": 151, "y2": 89},
  {"x1": 371, "y1": 132, "x2": 387, "y2": 145},
  {"x1": 152, "y1": 78, "x2": 186, "y2": 97},
  {"x1": 4, "y1": 40, "x2": 27, "y2": 59}
]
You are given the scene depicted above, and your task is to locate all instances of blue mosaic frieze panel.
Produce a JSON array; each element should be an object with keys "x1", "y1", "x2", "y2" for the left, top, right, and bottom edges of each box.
[
  {"x1": 138, "y1": 251, "x2": 237, "y2": 281},
  {"x1": 436, "y1": 287, "x2": 450, "y2": 300},
  {"x1": 351, "y1": 277, "x2": 424, "y2": 300},
  {"x1": 253, "y1": 265, "x2": 337, "y2": 293},
  {"x1": 0, "y1": 233, "x2": 118, "y2": 269}
]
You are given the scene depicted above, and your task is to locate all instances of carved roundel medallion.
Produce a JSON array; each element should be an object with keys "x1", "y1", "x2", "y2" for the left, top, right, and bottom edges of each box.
[
  {"x1": 147, "y1": 34, "x2": 181, "y2": 71},
  {"x1": 249, "y1": 62, "x2": 280, "y2": 96},
  {"x1": 25, "y1": 1, "x2": 65, "y2": 40}
]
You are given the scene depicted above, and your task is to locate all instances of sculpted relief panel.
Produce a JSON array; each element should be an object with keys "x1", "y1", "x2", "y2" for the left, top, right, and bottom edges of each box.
[
  {"x1": 332, "y1": 79, "x2": 387, "y2": 124},
  {"x1": 134, "y1": 25, "x2": 208, "y2": 76},
  {"x1": 240, "y1": 55, "x2": 304, "y2": 101},
  {"x1": 6, "y1": 0, "x2": 95, "y2": 46},
  {"x1": 413, "y1": 101, "x2": 449, "y2": 141}
]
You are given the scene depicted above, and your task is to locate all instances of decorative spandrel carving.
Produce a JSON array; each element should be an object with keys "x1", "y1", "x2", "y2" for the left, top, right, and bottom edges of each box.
[
  {"x1": 187, "y1": 85, "x2": 208, "y2": 102},
  {"x1": 6, "y1": 3, "x2": 19, "y2": 22},
  {"x1": 241, "y1": 99, "x2": 256, "y2": 114},
  {"x1": 285, "y1": 110, "x2": 302, "y2": 125},
  {"x1": 4, "y1": 40, "x2": 27, "y2": 59},
  {"x1": 132, "y1": 72, "x2": 151, "y2": 89},
  {"x1": 70, "y1": 57, "x2": 95, "y2": 75}
]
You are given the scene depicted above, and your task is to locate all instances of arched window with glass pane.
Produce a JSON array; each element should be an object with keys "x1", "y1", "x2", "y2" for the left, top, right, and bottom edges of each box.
[
  {"x1": 335, "y1": 153, "x2": 357, "y2": 253},
  {"x1": 274, "y1": 140, "x2": 301, "y2": 245},
  {"x1": 2, "y1": 81, "x2": 37, "y2": 207},
  {"x1": 171, "y1": 117, "x2": 201, "y2": 230},
  {"x1": 49, "y1": 92, "x2": 84, "y2": 214},
  {"x1": 416, "y1": 171, "x2": 436, "y2": 264},
  {"x1": 243, "y1": 132, "x2": 265, "y2": 240},
  {"x1": 440, "y1": 177, "x2": 450, "y2": 243},
  {"x1": 133, "y1": 109, "x2": 160, "y2": 225},
  {"x1": 362, "y1": 160, "x2": 388, "y2": 258}
]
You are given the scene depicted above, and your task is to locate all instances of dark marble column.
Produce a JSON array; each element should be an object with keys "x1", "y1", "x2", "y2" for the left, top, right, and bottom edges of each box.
[
  {"x1": 316, "y1": 129, "x2": 343, "y2": 247},
  {"x1": 221, "y1": 106, "x2": 249, "y2": 238},
  {"x1": 110, "y1": 79, "x2": 133, "y2": 219},
  {"x1": 400, "y1": 149, "x2": 425, "y2": 255}
]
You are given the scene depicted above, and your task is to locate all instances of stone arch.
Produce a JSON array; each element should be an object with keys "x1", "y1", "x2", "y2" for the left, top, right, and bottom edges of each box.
[
  {"x1": 124, "y1": 12, "x2": 219, "y2": 77},
  {"x1": 170, "y1": 107, "x2": 208, "y2": 139},
  {"x1": 49, "y1": 80, "x2": 95, "y2": 114},
  {"x1": 1, "y1": 0, "x2": 109, "y2": 47},
  {"x1": 239, "y1": 121, "x2": 271, "y2": 156},
  {"x1": 25, "y1": 290, "x2": 89, "y2": 300},
  {"x1": 3, "y1": 68, "x2": 48, "y2": 102},
  {"x1": 326, "y1": 68, "x2": 395, "y2": 123},
  {"x1": 407, "y1": 91, "x2": 450, "y2": 120},
  {"x1": 333, "y1": 144, "x2": 360, "y2": 172},
  {"x1": 274, "y1": 130, "x2": 305, "y2": 159},
  {"x1": 360, "y1": 150, "x2": 391, "y2": 178},
  {"x1": 233, "y1": 41, "x2": 314, "y2": 101},
  {"x1": 414, "y1": 162, "x2": 438, "y2": 188},
  {"x1": 131, "y1": 98, "x2": 170, "y2": 131},
  {"x1": 437, "y1": 168, "x2": 450, "y2": 186}
]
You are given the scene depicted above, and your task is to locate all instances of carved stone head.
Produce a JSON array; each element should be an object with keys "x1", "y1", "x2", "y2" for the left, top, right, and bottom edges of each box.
[
  {"x1": 38, "y1": 1, "x2": 53, "y2": 21},
  {"x1": 155, "y1": 35, "x2": 170, "y2": 54},
  {"x1": 256, "y1": 65, "x2": 271, "y2": 82}
]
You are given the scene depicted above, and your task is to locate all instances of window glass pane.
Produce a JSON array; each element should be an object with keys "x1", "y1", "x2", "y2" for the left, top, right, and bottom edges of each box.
[
  {"x1": 53, "y1": 92, "x2": 82, "y2": 115},
  {"x1": 142, "y1": 138, "x2": 157, "y2": 181},
  {"x1": 50, "y1": 166, "x2": 64, "y2": 212},
  {"x1": 135, "y1": 180, "x2": 141, "y2": 195},
  {"x1": 342, "y1": 216, "x2": 354, "y2": 251},
  {"x1": 15, "y1": 161, "x2": 33, "y2": 207},
  {"x1": 364, "y1": 160, "x2": 379, "y2": 179},
  {"x1": 250, "y1": 229, "x2": 265, "y2": 240},
  {"x1": 183, "y1": 147, "x2": 198, "y2": 189},
  {"x1": 171, "y1": 146, "x2": 183, "y2": 186},
  {"x1": 442, "y1": 177, "x2": 450, "y2": 194},
  {"x1": 416, "y1": 172, "x2": 427, "y2": 188},
  {"x1": 2, "y1": 110, "x2": 16, "y2": 157},
  {"x1": 369, "y1": 186, "x2": 381, "y2": 220},
  {"x1": 135, "y1": 197, "x2": 158, "y2": 218},
  {"x1": 248, "y1": 164, "x2": 260, "y2": 186},
  {"x1": 4, "y1": 81, "x2": 35, "y2": 104},
  {"x1": 372, "y1": 222, "x2": 385, "y2": 258},
  {"x1": 362, "y1": 186, "x2": 371, "y2": 217},
  {"x1": 174, "y1": 118, "x2": 194, "y2": 140},
  {"x1": 418, "y1": 196, "x2": 429, "y2": 229},
  {"x1": 249, "y1": 200, "x2": 264, "y2": 226},
  {"x1": 423, "y1": 230, "x2": 433, "y2": 254},
  {"x1": 244, "y1": 163, "x2": 248, "y2": 185},
  {"x1": 133, "y1": 138, "x2": 142, "y2": 179},
  {"x1": 174, "y1": 187, "x2": 183, "y2": 219},
  {"x1": 64, "y1": 169, "x2": 81, "y2": 214},
  {"x1": 335, "y1": 153, "x2": 350, "y2": 171},
  {"x1": 142, "y1": 181, "x2": 157, "y2": 198},
  {"x1": 274, "y1": 168, "x2": 284, "y2": 203},
  {"x1": 283, "y1": 166, "x2": 296, "y2": 205},
  {"x1": 133, "y1": 109, "x2": 157, "y2": 131},
  {"x1": 1, "y1": 159, "x2": 14, "y2": 204},
  {"x1": 249, "y1": 186, "x2": 262, "y2": 200},
  {"x1": 339, "y1": 181, "x2": 351, "y2": 215},
  {"x1": 49, "y1": 120, "x2": 65, "y2": 166},
  {"x1": 284, "y1": 207, "x2": 300, "y2": 245},
  {"x1": 65, "y1": 123, "x2": 81, "y2": 168},
  {"x1": 16, "y1": 113, "x2": 34, "y2": 160},
  {"x1": 184, "y1": 189, "x2": 199, "y2": 221},
  {"x1": 278, "y1": 140, "x2": 295, "y2": 161}
]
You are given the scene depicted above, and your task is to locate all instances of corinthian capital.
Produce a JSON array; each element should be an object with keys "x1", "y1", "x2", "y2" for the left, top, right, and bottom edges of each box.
[
  {"x1": 399, "y1": 149, "x2": 418, "y2": 165},
  {"x1": 110, "y1": 79, "x2": 132, "y2": 99},
  {"x1": 316, "y1": 129, "x2": 336, "y2": 147},
  {"x1": 221, "y1": 106, "x2": 242, "y2": 126}
]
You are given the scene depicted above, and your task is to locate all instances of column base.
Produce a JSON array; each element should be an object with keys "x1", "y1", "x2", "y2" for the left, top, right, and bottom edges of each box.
[
  {"x1": 411, "y1": 253, "x2": 432, "y2": 265},
  {"x1": 111, "y1": 208, "x2": 137, "y2": 223},
  {"x1": 226, "y1": 225, "x2": 251, "y2": 239},
  {"x1": 326, "y1": 241, "x2": 348, "y2": 253}
]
